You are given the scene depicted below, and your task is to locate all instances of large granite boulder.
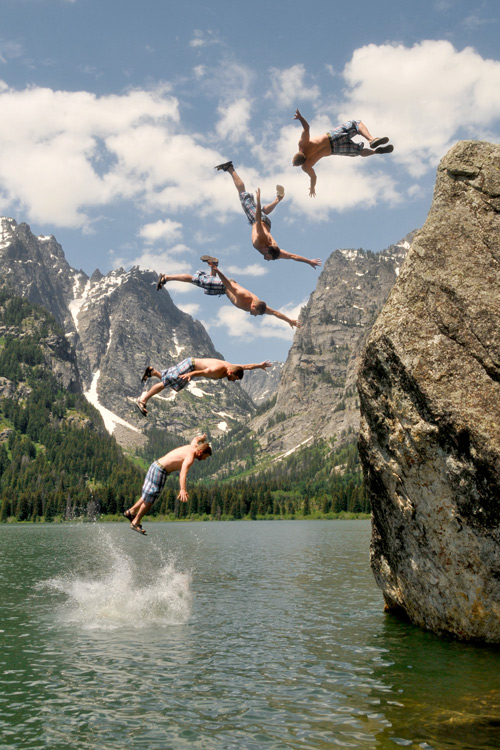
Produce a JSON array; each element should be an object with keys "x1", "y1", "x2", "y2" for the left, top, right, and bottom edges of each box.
[{"x1": 357, "y1": 141, "x2": 500, "y2": 641}]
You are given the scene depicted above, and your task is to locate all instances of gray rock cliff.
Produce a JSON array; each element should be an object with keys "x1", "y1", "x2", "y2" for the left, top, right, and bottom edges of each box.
[
  {"x1": 252, "y1": 238, "x2": 412, "y2": 455},
  {"x1": 357, "y1": 141, "x2": 500, "y2": 642}
]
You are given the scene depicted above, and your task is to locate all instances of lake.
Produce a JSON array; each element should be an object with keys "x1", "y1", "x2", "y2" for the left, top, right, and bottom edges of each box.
[{"x1": 1, "y1": 520, "x2": 499, "y2": 750}]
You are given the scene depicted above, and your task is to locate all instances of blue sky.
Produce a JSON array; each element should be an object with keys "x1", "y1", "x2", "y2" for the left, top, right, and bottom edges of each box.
[{"x1": 0, "y1": 0, "x2": 499, "y2": 364}]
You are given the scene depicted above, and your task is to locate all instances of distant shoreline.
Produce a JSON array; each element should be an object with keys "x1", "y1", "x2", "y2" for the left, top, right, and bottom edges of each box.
[{"x1": 2, "y1": 512, "x2": 371, "y2": 525}]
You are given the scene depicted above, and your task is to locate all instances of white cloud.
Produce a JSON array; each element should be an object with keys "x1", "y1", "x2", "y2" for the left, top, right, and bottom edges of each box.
[
  {"x1": 207, "y1": 302, "x2": 301, "y2": 342},
  {"x1": 177, "y1": 302, "x2": 201, "y2": 317},
  {"x1": 216, "y1": 98, "x2": 254, "y2": 144},
  {"x1": 113, "y1": 248, "x2": 192, "y2": 274},
  {"x1": 225, "y1": 263, "x2": 267, "y2": 277},
  {"x1": 138, "y1": 218, "x2": 183, "y2": 245},
  {"x1": 341, "y1": 40, "x2": 500, "y2": 176},
  {"x1": 267, "y1": 64, "x2": 321, "y2": 108},
  {"x1": 189, "y1": 30, "x2": 220, "y2": 49},
  {"x1": 0, "y1": 83, "x2": 180, "y2": 226}
]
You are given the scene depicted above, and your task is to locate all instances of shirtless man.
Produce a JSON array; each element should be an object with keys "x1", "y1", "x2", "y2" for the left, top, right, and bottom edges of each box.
[
  {"x1": 292, "y1": 109, "x2": 394, "y2": 197},
  {"x1": 124, "y1": 435, "x2": 212, "y2": 534},
  {"x1": 214, "y1": 161, "x2": 321, "y2": 268},
  {"x1": 157, "y1": 256, "x2": 302, "y2": 329},
  {"x1": 136, "y1": 354, "x2": 272, "y2": 416}
]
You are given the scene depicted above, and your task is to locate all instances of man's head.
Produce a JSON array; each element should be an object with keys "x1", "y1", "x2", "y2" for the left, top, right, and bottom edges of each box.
[
  {"x1": 196, "y1": 443, "x2": 212, "y2": 461},
  {"x1": 263, "y1": 245, "x2": 280, "y2": 261},
  {"x1": 226, "y1": 366, "x2": 244, "y2": 381},
  {"x1": 249, "y1": 300, "x2": 267, "y2": 316},
  {"x1": 292, "y1": 151, "x2": 307, "y2": 167}
]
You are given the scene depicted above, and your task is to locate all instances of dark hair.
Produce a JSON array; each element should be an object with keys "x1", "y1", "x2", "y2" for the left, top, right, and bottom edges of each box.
[
  {"x1": 266, "y1": 246, "x2": 280, "y2": 260},
  {"x1": 292, "y1": 151, "x2": 306, "y2": 166},
  {"x1": 254, "y1": 300, "x2": 267, "y2": 315},
  {"x1": 197, "y1": 443, "x2": 212, "y2": 458},
  {"x1": 230, "y1": 366, "x2": 244, "y2": 380}
]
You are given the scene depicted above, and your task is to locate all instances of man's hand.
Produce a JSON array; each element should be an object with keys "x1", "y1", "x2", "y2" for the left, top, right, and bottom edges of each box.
[
  {"x1": 290, "y1": 319, "x2": 302, "y2": 329},
  {"x1": 309, "y1": 258, "x2": 322, "y2": 269},
  {"x1": 255, "y1": 187, "x2": 261, "y2": 203},
  {"x1": 179, "y1": 372, "x2": 193, "y2": 382},
  {"x1": 260, "y1": 361, "x2": 272, "y2": 370},
  {"x1": 177, "y1": 489, "x2": 188, "y2": 503},
  {"x1": 293, "y1": 109, "x2": 301, "y2": 120},
  {"x1": 309, "y1": 186, "x2": 316, "y2": 198}
]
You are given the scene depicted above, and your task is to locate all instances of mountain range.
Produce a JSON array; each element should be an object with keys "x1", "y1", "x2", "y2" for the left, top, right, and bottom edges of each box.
[{"x1": 0, "y1": 215, "x2": 412, "y2": 464}]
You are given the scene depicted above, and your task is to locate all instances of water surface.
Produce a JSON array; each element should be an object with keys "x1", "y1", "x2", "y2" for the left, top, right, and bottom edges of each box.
[{"x1": 1, "y1": 520, "x2": 499, "y2": 749}]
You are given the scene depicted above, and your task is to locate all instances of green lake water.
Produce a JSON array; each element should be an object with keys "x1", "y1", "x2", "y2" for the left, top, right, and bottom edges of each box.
[{"x1": 1, "y1": 520, "x2": 499, "y2": 750}]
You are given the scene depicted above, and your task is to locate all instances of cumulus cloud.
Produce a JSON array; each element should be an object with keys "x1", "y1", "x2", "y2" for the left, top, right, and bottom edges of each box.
[
  {"x1": 207, "y1": 301, "x2": 303, "y2": 342},
  {"x1": 225, "y1": 263, "x2": 267, "y2": 277},
  {"x1": 176, "y1": 302, "x2": 201, "y2": 317},
  {"x1": 216, "y1": 98, "x2": 254, "y2": 144},
  {"x1": 267, "y1": 64, "x2": 321, "y2": 108},
  {"x1": 0, "y1": 83, "x2": 181, "y2": 226},
  {"x1": 341, "y1": 40, "x2": 500, "y2": 176},
  {"x1": 113, "y1": 246, "x2": 193, "y2": 274},
  {"x1": 138, "y1": 218, "x2": 183, "y2": 244}
]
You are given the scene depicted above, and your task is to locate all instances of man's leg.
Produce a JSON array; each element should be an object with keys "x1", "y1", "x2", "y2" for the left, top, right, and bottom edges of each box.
[
  {"x1": 226, "y1": 165, "x2": 246, "y2": 194},
  {"x1": 139, "y1": 380, "x2": 165, "y2": 409},
  {"x1": 158, "y1": 273, "x2": 194, "y2": 289},
  {"x1": 262, "y1": 189, "x2": 284, "y2": 216},
  {"x1": 130, "y1": 499, "x2": 152, "y2": 529},
  {"x1": 215, "y1": 161, "x2": 246, "y2": 194},
  {"x1": 357, "y1": 121, "x2": 391, "y2": 153}
]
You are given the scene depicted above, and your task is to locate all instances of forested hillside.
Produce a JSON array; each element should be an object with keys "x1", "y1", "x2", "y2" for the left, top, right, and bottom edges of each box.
[
  {"x1": 0, "y1": 288, "x2": 143, "y2": 521},
  {"x1": 139, "y1": 422, "x2": 368, "y2": 520}
]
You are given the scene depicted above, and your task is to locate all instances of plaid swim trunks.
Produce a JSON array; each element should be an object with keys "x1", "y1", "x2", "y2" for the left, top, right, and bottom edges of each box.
[
  {"x1": 141, "y1": 460, "x2": 169, "y2": 505},
  {"x1": 327, "y1": 120, "x2": 364, "y2": 156},
  {"x1": 239, "y1": 191, "x2": 272, "y2": 227},
  {"x1": 161, "y1": 357, "x2": 195, "y2": 392},
  {"x1": 192, "y1": 270, "x2": 226, "y2": 296}
]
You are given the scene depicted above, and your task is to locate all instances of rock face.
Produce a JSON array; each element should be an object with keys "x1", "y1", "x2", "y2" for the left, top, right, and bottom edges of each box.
[
  {"x1": 357, "y1": 141, "x2": 500, "y2": 642},
  {"x1": 240, "y1": 361, "x2": 284, "y2": 405},
  {"x1": 252, "y1": 237, "x2": 411, "y2": 454}
]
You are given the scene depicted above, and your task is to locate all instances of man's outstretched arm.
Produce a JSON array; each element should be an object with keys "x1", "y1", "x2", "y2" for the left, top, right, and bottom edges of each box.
[
  {"x1": 303, "y1": 164, "x2": 317, "y2": 197},
  {"x1": 294, "y1": 109, "x2": 310, "y2": 149},
  {"x1": 265, "y1": 306, "x2": 302, "y2": 329},
  {"x1": 238, "y1": 361, "x2": 272, "y2": 371},
  {"x1": 277, "y1": 249, "x2": 322, "y2": 268}
]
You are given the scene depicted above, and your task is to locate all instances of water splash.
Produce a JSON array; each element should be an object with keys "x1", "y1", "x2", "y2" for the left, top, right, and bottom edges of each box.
[{"x1": 39, "y1": 528, "x2": 192, "y2": 630}]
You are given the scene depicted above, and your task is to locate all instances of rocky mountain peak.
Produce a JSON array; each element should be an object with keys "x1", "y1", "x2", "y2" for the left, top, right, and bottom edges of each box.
[
  {"x1": 251, "y1": 235, "x2": 414, "y2": 456},
  {"x1": 0, "y1": 225, "x2": 258, "y2": 448}
]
